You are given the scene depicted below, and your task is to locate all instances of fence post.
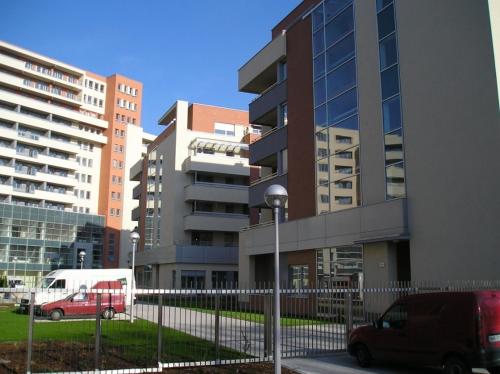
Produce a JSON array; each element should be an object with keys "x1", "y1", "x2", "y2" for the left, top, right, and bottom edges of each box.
[
  {"x1": 214, "y1": 292, "x2": 220, "y2": 364},
  {"x1": 263, "y1": 293, "x2": 273, "y2": 358},
  {"x1": 26, "y1": 291, "x2": 35, "y2": 374},
  {"x1": 95, "y1": 293, "x2": 102, "y2": 371},
  {"x1": 345, "y1": 290, "x2": 353, "y2": 347},
  {"x1": 157, "y1": 294, "x2": 163, "y2": 367}
]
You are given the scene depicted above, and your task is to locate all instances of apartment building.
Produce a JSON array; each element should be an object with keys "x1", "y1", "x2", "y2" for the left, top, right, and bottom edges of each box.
[
  {"x1": 0, "y1": 40, "x2": 154, "y2": 283},
  {"x1": 238, "y1": 0, "x2": 500, "y2": 288},
  {"x1": 131, "y1": 101, "x2": 251, "y2": 289}
]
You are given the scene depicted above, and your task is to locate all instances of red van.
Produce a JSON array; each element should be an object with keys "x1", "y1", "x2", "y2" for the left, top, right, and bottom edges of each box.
[
  {"x1": 348, "y1": 291, "x2": 500, "y2": 374},
  {"x1": 40, "y1": 280, "x2": 126, "y2": 321}
]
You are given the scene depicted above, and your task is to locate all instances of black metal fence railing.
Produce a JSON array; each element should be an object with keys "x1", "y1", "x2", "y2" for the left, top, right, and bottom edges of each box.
[{"x1": 0, "y1": 280, "x2": 499, "y2": 373}]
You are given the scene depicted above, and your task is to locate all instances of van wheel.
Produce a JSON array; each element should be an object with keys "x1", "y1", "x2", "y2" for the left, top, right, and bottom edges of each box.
[
  {"x1": 443, "y1": 356, "x2": 471, "y2": 374},
  {"x1": 487, "y1": 367, "x2": 500, "y2": 374},
  {"x1": 50, "y1": 309, "x2": 62, "y2": 321},
  {"x1": 102, "y1": 308, "x2": 115, "y2": 320},
  {"x1": 355, "y1": 344, "x2": 372, "y2": 367}
]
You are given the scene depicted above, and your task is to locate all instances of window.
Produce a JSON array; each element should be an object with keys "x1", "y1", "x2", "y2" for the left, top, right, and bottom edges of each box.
[
  {"x1": 181, "y1": 270, "x2": 205, "y2": 289},
  {"x1": 325, "y1": 6, "x2": 354, "y2": 48},
  {"x1": 377, "y1": 4, "x2": 396, "y2": 40},
  {"x1": 314, "y1": 78, "x2": 326, "y2": 106},
  {"x1": 379, "y1": 33, "x2": 398, "y2": 70},
  {"x1": 50, "y1": 279, "x2": 66, "y2": 289},
  {"x1": 382, "y1": 95, "x2": 402, "y2": 132},
  {"x1": 326, "y1": 58, "x2": 356, "y2": 99},
  {"x1": 335, "y1": 196, "x2": 352, "y2": 205},
  {"x1": 326, "y1": 31, "x2": 355, "y2": 71},
  {"x1": 86, "y1": 191, "x2": 90, "y2": 199},
  {"x1": 116, "y1": 209, "x2": 120, "y2": 216},
  {"x1": 87, "y1": 175, "x2": 92, "y2": 183},
  {"x1": 110, "y1": 208, "x2": 115, "y2": 216},
  {"x1": 289, "y1": 265, "x2": 309, "y2": 289},
  {"x1": 318, "y1": 163, "x2": 329, "y2": 172},
  {"x1": 381, "y1": 65, "x2": 399, "y2": 99},
  {"x1": 214, "y1": 122, "x2": 235, "y2": 136},
  {"x1": 80, "y1": 190, "x2": 85, "y2": 198},
  {"x1": 320, "y1": 194, "x2": 330, "y2": 203},
  {"x1": 88, "y1": 159, "x2": 93, "y2": 167},
  {"x1": 327, "y1": 88, "x2": 357, "y2": 124},
  {"x1": 381, "y1": 303, "x2": 408, "y2": 329}
]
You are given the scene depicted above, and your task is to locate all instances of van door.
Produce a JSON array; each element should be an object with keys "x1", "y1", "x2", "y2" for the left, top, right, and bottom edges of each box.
[
  {"x1": 407, "y1": 299, "x2": 442, "y2": 365},
  {"x1": 372, "y1": 303, "x2": 411, "y2": 363}
]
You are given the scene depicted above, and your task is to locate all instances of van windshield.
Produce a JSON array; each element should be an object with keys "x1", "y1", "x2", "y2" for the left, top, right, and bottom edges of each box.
[{"x1": 40, "y1": 278, "x2": 55, "y2": 288}]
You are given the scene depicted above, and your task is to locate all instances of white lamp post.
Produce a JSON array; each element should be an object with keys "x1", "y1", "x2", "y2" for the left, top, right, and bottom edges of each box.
[
  {"x1": 130, "y1": 230, "x2": 140, "y2": 323},
  {"x1": 12, "y1": 256, "x2": 17, "y2": 282},
  {"x1": 78, "y1": 250, "x2": 86, "y2": 270},
  {"x1": 264, "y1": 184, "x2": 288, "y2": 374}
]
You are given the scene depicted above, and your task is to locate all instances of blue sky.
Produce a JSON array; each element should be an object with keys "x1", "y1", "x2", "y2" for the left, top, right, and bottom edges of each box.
[{"x1": 0, "y1": 0, "x2": 301, "y2": 135}]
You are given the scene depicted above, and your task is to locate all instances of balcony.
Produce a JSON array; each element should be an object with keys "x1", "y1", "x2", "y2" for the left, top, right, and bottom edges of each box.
[
  {"x1": 184, "y1": 212, "x2": 249, "y2": 232},
  {"x1": 175, "y1": 244, "x2": 238, "y2": 265},
  {"x1": 132, "y1": 183, "x2": 142, "y2": 200},
  {"x1": 0, "y1": 71, "x2": 81, "y2": 107},
  {"x1": 132, "y1": 206, "x2": 141, "y2": 221},
  {"x1": 249, "y1": 173, "x2": 288, "y2": 208},
  {"x1": 249, "y1": 80, "x2": 287, "y2": 124},
  {"x1": 249, "y1": 126, "x2": 287, "y2": 166},
  {"x1": 239, "y1": 32, "x2": 286, "y2": 94},
  {"x1": 0, "y1": 126, "x2": 80, "y2": 155},
  {"x1": 0, "y1": 90, "x2": 108, "y2": 131},
  {"x1": 0, "y1": 53, "x2": 82, "y2": 91},
  {"x1": 130, "y1": 159, "x2": 143, "y2": 181},
  {"x1": 184, "y1": 183, "x2": 248, "y2": 204},
  {"x1": 182, "y1": 154, "x2": 249, "y2": 176}
]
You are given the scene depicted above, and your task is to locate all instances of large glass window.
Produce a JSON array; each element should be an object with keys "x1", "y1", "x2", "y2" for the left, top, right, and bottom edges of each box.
[
  {"x1": 181, "y1": 270, "x2": 205, "y2": 289},
  {"x1": 382, "y1": 95, "x2": 402, "y2": 132},
  {"x1": 327, "y1": 88, "x2": 357, "y2": 124},
  {"x1": 376, "y1": 0, "x2": 406, "y2": 199},
  {"x1": 325, "y1": 0, "x2": 352, "y2": 21},
  {"x1": 289, "y1": 265, "x2": 309, "y2": 289},
  {"x1": 314, "y1": 78, "x2": 327, "y2": 105},
  {"x1": 326, "y1": 59, "x2": 356, "y2": 99},
  {"x1": 379, "y1": 33, "x2": 397, "y2": 69},
  {"x1": 313, "y1": 0, "x2": 359, "y2": 214},
  {"x1": 326, "y1": 32, "x2": 355, "y2": 71},
  {"x1": 377, "y1": 4, "x2": 395, "y2": 39},
  {"x1": 325, "y1": 6, "x2": 354, "y2": 48},
  {"x1": 381, "y1": 65, "x2": 399, "y2": 99}
]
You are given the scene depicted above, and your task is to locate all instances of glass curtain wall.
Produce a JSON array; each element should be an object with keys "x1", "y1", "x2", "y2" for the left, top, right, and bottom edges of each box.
[
  {"x1": 376, "y1": 0, "x2": 406, "y2": 198},
  {"x1": 312, "y1": 0, "x2": 361, "y2": 214}
]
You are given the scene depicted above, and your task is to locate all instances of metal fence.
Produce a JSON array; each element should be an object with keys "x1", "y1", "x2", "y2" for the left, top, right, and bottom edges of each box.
[{"x1": 1, "y1": 280, "x2": 499, "y2": 373}]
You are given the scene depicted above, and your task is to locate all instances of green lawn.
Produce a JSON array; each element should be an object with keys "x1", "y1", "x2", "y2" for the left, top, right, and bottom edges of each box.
[
  {"x1": 189, "y1": 307, "x2": 327, "y2": 327},
  {"x1": 0, "y1": 306, "x2": 246, "y2": 366}
]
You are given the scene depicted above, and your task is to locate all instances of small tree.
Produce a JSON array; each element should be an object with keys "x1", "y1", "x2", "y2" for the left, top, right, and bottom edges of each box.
[{"x1": 0, "y1": 275, "x2": 7, "y2": 288}]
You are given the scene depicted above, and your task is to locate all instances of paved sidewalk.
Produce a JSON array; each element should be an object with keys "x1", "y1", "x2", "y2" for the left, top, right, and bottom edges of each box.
[{"x1": 283, "y1": 353, "x2": 490, "y2": 374}]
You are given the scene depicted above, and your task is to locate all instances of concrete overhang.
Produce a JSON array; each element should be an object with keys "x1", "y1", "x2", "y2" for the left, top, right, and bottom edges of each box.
[
  {"x1": 240, "y1": 198, "x2": 409, "y2": 255},
  {"x1": 238, "y1": 32, "x2": 286, "y2": 94}
]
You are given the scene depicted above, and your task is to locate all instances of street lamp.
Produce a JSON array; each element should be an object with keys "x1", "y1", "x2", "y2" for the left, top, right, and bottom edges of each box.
[
  {"x1": 264, "y1": 184, "x2": 288, "y2": 374},
  {"x1": 12, "y1": 256, "x2": 18, "y2": 279},
  {"x1": 130, "y1": 230, "x2": 140, "y2": 323},
  {"x1": 78, "y1": 250, "x2": 86, "y2": 270}
]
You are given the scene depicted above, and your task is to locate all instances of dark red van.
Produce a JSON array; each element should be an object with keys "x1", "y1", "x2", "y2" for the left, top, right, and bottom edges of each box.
[
  {"x1": 41, "y1": 280, "x2": 126, "y2": 321},
  {"x1": 348, "y1": 291, "x2": 500, "y2": 374}
]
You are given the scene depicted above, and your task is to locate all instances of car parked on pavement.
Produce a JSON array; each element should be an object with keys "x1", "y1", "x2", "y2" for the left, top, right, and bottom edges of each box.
[
  {"x1": 40, "y1": 280, "x2": 126, "y2": 321},
  {"x1": 348, "y1": 291, "x2": 500, "y2": 374}
]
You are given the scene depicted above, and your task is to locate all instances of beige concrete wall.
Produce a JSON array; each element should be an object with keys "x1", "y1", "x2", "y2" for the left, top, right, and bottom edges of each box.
[{"x1": 396, "y1": 0, "x2": 500, "y2": 280}]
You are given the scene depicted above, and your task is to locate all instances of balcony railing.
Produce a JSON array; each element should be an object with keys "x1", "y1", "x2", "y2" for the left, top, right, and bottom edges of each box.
[{"x1": 250, "y1": 171, "x2": 279, "y2": 186}]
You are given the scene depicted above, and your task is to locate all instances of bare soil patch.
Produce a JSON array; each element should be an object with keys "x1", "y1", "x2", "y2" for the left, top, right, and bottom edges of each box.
[{"x1": 0, "y1": 343, "x2": 298, "y2": 374}]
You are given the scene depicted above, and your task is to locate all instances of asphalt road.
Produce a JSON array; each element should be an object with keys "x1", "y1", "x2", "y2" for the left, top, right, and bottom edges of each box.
[{"x1": 283, "y1": 353, "x2": 490, "y2": 374}]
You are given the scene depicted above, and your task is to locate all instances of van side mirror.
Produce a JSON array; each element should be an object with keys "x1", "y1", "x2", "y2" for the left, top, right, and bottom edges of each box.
[{"x1": 374, "y1": 319, "x2": 383, "y2": 329}]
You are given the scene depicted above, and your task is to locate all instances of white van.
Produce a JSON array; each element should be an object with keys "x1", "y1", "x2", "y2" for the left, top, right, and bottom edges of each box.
[{"x1": 19, "y1": 269, "x2": 133, "y2": 313}]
